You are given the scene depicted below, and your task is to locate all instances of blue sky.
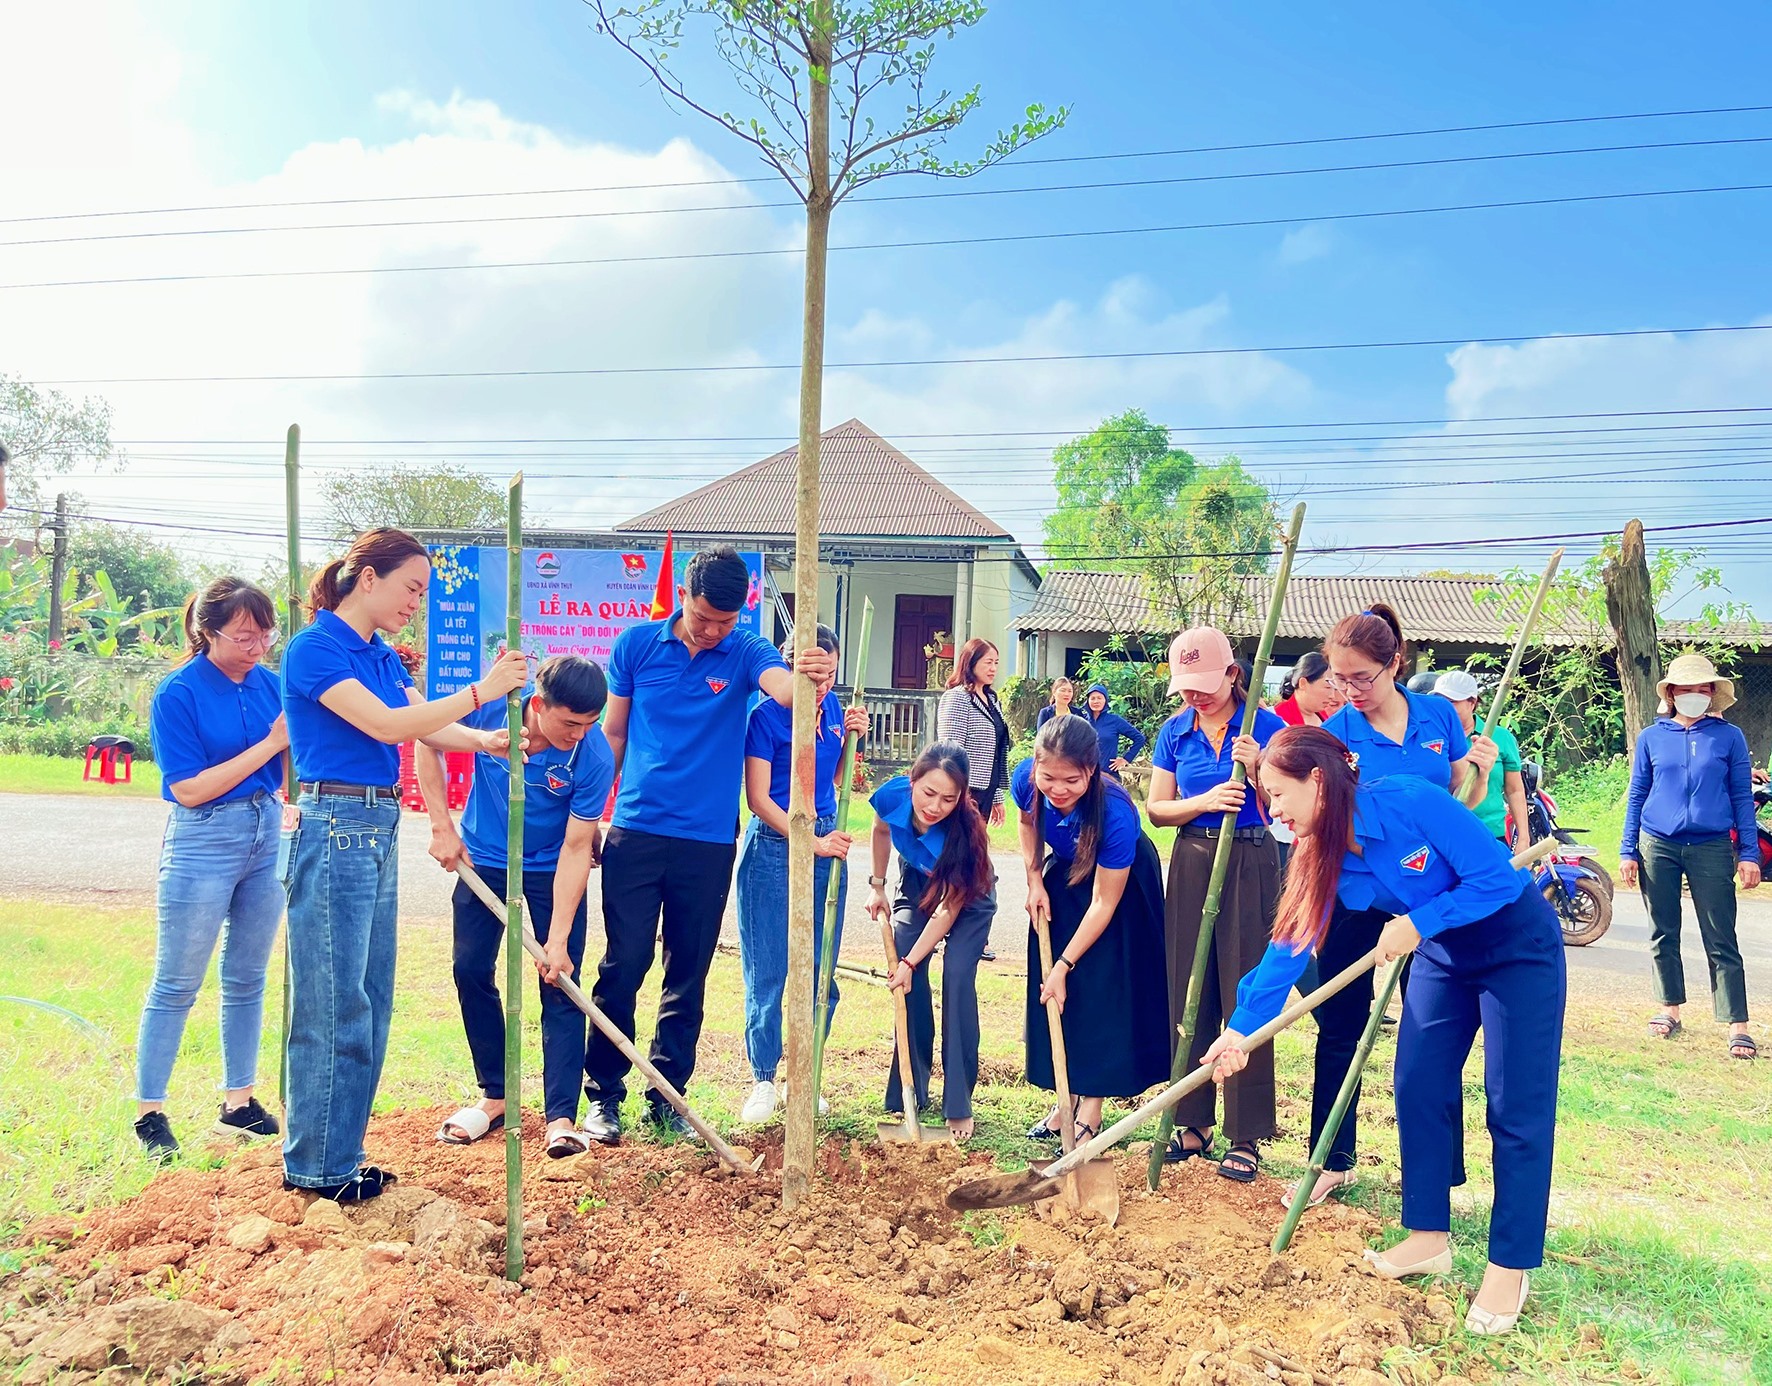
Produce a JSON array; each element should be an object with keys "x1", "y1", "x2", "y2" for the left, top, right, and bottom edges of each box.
[{"x1": 4, "y1": 1, "x2": 1770, "y2": 608}]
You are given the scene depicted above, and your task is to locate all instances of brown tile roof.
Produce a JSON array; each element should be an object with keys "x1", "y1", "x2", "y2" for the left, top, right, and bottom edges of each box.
[
  {"x1": 616, "y1": 419, "x2": 1012, "y2": 541},
  {"x1": 1014, "y1": 570, "x2": 1765, "y2": 649}
]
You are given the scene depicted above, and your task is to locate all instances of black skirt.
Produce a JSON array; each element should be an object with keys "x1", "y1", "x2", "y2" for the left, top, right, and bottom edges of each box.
[{"x1": 1025, "y1": 832, "x2": 1171, "y2": 1098}]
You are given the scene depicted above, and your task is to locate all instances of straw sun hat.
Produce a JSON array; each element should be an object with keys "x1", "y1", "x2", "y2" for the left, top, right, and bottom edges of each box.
[{"x1": 1655, "y1": 652, "x2": 1736, "y2": 714}]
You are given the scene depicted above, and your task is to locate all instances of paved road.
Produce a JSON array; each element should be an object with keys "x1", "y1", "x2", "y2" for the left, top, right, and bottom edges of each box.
[{"x1": 5, "y1": 793, "x2": 1769, "y2": 1001}]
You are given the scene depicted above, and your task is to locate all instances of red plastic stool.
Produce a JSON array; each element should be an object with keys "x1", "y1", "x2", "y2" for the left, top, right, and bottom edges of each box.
[
  {"x1": 445, "y1": 752, "x2": 476, "y2": 810},
  {"x1": 398, "y1": 742, "x2": 426, "y2": 810},
  {"x1": 83, "y1": 735, "x2": 135, "y2": 785}
]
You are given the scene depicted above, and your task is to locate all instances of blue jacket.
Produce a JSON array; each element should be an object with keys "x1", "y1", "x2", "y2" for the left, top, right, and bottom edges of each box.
[
  {"x1": 1621, "y1": 715, "x2": 1757, "y2": 862},
  {"x1": 1227, "y1": 776, "x2": 1528, "y2": 1034},
  {"x1": 1084, "y1": 685, "x2": 1148, "y2": 765}
]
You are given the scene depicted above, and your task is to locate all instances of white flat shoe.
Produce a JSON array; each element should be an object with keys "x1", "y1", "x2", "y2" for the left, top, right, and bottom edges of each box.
[
  {"x1": 739, "y1": 1080, "x2": 779, "y2": 1125},
  {"x1": 1362, "y1": 1245, "x2": 1453, "y2": 1279},
  {"x1": 1465, "y1": 1272, "x2": 1530, "y2": 1336}
]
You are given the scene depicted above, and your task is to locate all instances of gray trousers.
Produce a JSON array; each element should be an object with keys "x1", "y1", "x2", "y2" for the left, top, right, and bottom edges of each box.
[
  {"x1": 1639, "y1": 831, "x2": 1749, "y2": 1024},
  {"x1": 883, "y1": 865, "x2": 996, "y2": 1121}
]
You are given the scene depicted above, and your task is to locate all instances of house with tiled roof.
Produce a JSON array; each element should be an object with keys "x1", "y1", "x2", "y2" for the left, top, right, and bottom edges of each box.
[{"x1": 614, "y1": 419, "x2": 1042, "y2": 693}]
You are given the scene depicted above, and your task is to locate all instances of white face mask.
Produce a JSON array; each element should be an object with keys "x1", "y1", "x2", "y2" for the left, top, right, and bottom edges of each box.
[{"x1": 1673, "y1": 692, "x2": 1712, "y2": 718}]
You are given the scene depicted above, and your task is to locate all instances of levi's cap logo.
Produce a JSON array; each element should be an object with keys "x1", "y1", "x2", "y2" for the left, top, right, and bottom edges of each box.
[
  {"x1": 1400, "y1": 845, "x2": 1431, "y2": 873},
  {"x1": 706, "y1": 677, "x2": 730, "y2": 695}
]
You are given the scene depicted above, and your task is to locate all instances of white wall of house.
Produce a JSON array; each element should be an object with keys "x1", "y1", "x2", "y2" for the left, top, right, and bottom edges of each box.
[{"x1": 773, "y1": 551, "x2": 1040, "y2": 688}]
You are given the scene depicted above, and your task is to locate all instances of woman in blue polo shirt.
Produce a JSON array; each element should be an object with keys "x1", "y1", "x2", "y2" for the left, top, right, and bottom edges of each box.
[
  {"x1": 281, "y1": 528, "x2": 527, "y2": 1201},
  {"x1": 134, "y1": 578, "x2": 287, "y2": 1161},
  {"x1": 1015, "y1": 713, "x2": 1168, "y2": 1148},
  {"x1": 1203, "y1": 726, "x2": 1564, "y2": 1337},
  {"x1": 734, "y1": 625, "x2": 870, "y2": 1124},
  {"x1": 1300, "y1": 601, "x2": 1498, "y2": 1207},
  {"x1": 865, "y1": 742, "x2": 997, "y2": 1141},
  {"x1": 1145, "y1": 626, "x2": 1287, "y2": 1179}
]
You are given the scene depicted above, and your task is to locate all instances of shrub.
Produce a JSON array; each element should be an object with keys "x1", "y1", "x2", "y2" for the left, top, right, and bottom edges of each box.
[{"x1": 0, "y1": 716, "x2": 154, "y2": 761}]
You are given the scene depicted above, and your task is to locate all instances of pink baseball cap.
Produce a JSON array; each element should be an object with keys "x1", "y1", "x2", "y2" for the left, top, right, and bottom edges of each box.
[{"x1": 1167, "y1": 627, "x2": 1236, "y2": 695}]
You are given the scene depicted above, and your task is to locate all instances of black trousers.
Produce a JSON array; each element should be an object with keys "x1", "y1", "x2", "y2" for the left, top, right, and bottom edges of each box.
[
  {"x1": 1310, "y1": 903, "x2": 1389, "y2": 1173},
  {"x1": 584, "y1": 826, "x2": 736, "y2": 1106},
  {"x1": 451, "y1": 865, "x2": 587, "y2": 1121}
]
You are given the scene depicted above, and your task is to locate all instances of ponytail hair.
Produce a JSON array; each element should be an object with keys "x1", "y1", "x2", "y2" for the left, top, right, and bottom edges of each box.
[
  {"x1": 908, "y1": 742, "x2": 994, "y2": 911},
  {"x1": 1261, "y1": 726, "x2": 1361, "y2": 952},
  {"x1": 1031, "y1": 712, "x2": 1114, "y2": 884},
  {"x1": 1280, "y1": 650, "x2": 1330, "y2": 702},
  {"x1": 1324, "y1": 601, "x2": 1406, "y2": 670},
  {"x1": 307, "y1": 528, "x2": 430, "y2": 618},
  {"x1": 181, "y1": 576, "x2": 276, "y2": 662}
]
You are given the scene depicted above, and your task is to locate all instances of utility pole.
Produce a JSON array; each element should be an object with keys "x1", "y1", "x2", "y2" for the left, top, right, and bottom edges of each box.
[{"x1": 46, "y1": 492, "x2": 69, "y2": 644}]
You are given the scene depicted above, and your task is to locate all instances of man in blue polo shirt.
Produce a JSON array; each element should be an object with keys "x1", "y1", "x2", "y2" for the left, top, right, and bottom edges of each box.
[
  {"x1": 582, "y1": 545, "x2": 836, "y2": 1144},
  {"x1": 418, "y1": 654, "x2": 615, "y2": 1158}
]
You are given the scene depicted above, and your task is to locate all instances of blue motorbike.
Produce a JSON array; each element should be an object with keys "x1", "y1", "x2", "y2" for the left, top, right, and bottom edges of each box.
[{"x1": 1519, "y1": 760, "x2": 1614, "y2": 947}]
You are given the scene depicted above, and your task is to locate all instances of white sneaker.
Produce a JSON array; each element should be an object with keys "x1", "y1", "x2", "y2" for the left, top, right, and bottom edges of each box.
[{"x1": 740, "y1": 1080, "x2": 779, "y2": 1124}]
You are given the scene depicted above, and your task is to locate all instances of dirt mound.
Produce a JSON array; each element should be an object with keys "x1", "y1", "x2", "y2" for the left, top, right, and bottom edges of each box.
[{"x1": 1, "y1": 1110, "x2": 1460, "y2": 1384}]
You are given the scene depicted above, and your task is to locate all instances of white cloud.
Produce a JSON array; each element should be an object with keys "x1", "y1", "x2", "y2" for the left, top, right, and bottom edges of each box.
[
  {"x1": 0, "y1": 8, "x2": 1314, "y2": 573},
  {"x1": 1276, "y1": 224, "x2": 1333, "y2": 267}
]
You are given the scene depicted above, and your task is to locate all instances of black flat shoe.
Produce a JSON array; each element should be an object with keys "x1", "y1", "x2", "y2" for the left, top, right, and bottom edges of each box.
[
  {"x1": 283, "y1": 1165, "x2": 397, "y2": 1203},
  {"x1": 580, "y1": 1097, "x2": 622, "y2": 1146}
]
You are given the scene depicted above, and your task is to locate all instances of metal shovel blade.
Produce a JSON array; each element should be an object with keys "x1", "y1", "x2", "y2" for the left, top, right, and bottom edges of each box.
[
  {"x1": 876, "y1": 1115, "x2": 953, "y2": 1146},
  {"x1": 1041, "y1": 1157, "x2": 1120, "y2": 1225}
]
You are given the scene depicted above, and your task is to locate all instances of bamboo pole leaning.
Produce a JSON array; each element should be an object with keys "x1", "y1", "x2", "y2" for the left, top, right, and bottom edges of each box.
[
  {"x1": 1271, "y1": 548, "x2": 1564, "y2": 1254},
  {"x1": 812, "y1": 596, "x2": 874, "y2": 1104},
  {"x1": 503, "y1": 475, "x2": 525, "y2": 1282},
  {"x1": 279, "y1": 424, "x2": 300, "y2": 1112},
  {"x1": 1146, "y1": 503, "x2": 1306, "y2": 1191}
]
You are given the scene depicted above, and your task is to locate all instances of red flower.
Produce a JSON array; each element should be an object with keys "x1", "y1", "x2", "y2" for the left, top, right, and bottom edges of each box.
[
  {"x1": 0, "y1": 677, "x2": 14, "y2": 691},
  {"x1": 47, "y1": 639, "x2": 62, "y2": 651}
]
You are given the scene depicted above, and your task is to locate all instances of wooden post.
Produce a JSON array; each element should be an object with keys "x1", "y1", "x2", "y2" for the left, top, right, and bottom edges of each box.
[
  {"x1": 280, "y1": 426, "x2": 300, "y2": 1110},
  {"x1": 1147, "y1": 503, "x2": 1304, "y2": 1191},
  {"x1": 1604, "y1": 520, "x2": 1661, "y2": 748},
  {"x1": 782, "y1": 1, "x2": 835, "y2": 1214},
  {"x1": 504, "y1": 474, "x2": 525, "y2": 1282}
]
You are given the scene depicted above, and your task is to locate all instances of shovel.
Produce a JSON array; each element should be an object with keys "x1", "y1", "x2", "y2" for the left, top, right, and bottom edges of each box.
[
  {"x1": 1031, "y1": 902, "x2": 1119, "y2": 1223},
  {"x1": 877, "y1": 915, "x2": 952, "y2": 1146},
  {"x1": 947, "y1": 947, "x2": 1382, "y2": 1213},
  {"x1": 454, "y1": 862, "x2": 762, "y2": 1177}
]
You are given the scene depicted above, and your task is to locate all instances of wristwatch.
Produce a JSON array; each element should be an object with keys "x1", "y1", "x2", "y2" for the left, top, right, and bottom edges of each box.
[{"x1": 868, "y1": 874, "x2": 888, "y2": 887}]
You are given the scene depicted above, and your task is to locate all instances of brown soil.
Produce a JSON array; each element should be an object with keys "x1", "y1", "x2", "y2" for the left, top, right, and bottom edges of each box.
[{"x1": 1, "y1": 1110, "x2": 1471, "y2": 1385}]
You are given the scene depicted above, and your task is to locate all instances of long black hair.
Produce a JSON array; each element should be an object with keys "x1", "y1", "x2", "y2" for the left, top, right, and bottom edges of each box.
[
  {"x1": 1030, "y1": 712, "x2": 1125, "y2": 884},
  {"x1": 907, "y1": 742, "x2": 994, "y2": 911}
]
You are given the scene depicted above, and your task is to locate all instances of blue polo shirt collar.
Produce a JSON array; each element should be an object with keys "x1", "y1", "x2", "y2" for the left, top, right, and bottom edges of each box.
[
  {"x1": 654, "y1": 609, "x2": 744, "y2": 654},
  {"x1": 1349, "y1": 791, "x2": 1392, "y2": 850},
  {"x1": 1341, "y1": 689, "x2": 1421, "y2": 747},
  {"x1": 316, "y1": 608, "x2": 372, "y2": 649}
]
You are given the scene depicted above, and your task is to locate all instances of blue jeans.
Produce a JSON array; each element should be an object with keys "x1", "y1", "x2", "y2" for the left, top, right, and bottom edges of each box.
[
  {"x1": 281, "y1": 792, "x2": 402, "y2": 1188},
  {"x1": 734, "y1": 815, "x2": 847, "y2": 1083},
  {"x1": 137, "y1": 794, "x2": 285, "y2": 1102}
]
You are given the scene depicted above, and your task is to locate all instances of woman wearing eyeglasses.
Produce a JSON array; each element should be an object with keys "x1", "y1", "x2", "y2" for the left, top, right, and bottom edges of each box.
[
  {"x1": 135, "y1": 578, "x2": 289, "y2": 1161},
  {"x1": 1298, "y1": 603, "x2": 1498, "y2": 1207}
]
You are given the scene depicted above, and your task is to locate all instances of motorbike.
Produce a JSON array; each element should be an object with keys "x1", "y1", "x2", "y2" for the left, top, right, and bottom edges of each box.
[
  {"x1": 1753, "y1": 781, "x2": 1772, "y2": 868},
  {"x1": 1519, "y1": 760, "x2": 1615, "y2": 947}
]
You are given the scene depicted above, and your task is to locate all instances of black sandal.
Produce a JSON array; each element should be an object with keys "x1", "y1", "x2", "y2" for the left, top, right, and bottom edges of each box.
[
  {"x1": 1162, "y1": 1125, "x2": 1214, "y2": 1165},
  {"x1": 284, "y1": 1165, "x2": 398, "y2": 1203},
  {"x1": 1217, "y1": 1141, "x2": 1260, "y2": 1184},
  {"x1": 1729, "y1": 1033, "x2": 1758, "y2": 1060},
  {"x1": 1027, "y1": 1097, "x2": 1079, "y2": 1142},
  {"x1": 1647, "y1": 1014, "x2": 1682, "y2": 1039},
  {"x1": 1073, "y1": 1121, "x2": 1100, "y2": 1146}
]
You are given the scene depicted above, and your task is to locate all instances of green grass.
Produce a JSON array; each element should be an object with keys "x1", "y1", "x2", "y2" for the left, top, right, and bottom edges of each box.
[
  {"x1": 2, "y1": 895, "x2": 1767, "y2": 1383},
  {"x1": 0, "y1": 753, "x2": 161, "y2": 798}
]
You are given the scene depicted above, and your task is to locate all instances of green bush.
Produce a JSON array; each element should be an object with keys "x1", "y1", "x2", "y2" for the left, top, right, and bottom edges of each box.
[{"x1": 0, "y1": 717, "x2": 154, "y2": 761}]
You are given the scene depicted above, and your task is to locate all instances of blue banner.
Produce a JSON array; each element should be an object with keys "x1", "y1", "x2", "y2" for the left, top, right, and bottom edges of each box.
[{"x1": 426, "y1": 545, "x2": 765, "y2": 700}]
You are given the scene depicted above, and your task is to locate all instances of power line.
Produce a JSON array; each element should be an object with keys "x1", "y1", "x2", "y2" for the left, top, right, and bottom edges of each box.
[
  {"x1": 9, "y1": 101, "x2": 1770, "y2": 225},
  {"x1": 11, "y1": 181, "x2": 1770, "y2": 292},
  {"x1": 96, "y1": 404, "x2": 1772, "y2": 447},
  {"x1": 37, "y1": 322, "x2": 1772, "y2": 387},
  {"x1": 9, "y1": 135, "x2": 1770, "y2": 249}
]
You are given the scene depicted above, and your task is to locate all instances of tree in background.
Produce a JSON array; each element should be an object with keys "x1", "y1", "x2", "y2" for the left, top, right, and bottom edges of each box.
[
  {"x1": 0, "y1": 376, "x2": 116, "y2": 519},
  {"x1": 68, "y1": 523, "x2": 195, "y2": 626},
  {"x1": 1042, "y1": 409, "x2": 1277, "y2": 632},
  {"x1": 1474, "y1": 541, "x2": 1759, "y2": 771},
  {"x1": 321, "y1": 461, "x2": 513, "y2": 543}
]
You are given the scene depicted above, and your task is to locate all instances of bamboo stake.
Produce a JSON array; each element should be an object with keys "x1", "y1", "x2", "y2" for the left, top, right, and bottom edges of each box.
[
  {"x1": 1147, "y1": 503, "x2": 1305, "y2": 1190},
  {"x1": 279, "y1": 424, "x2": 299, "y2": 1111},
  {"x1": 503, "y1": 474, "x2": 525, "y2": 1282},
  {"x1": 1271, "y1": 550, "x2": 1564, "y2": 1254},
  {"x1": 782, "y1": 2, "x2": 835, "y2": 1214},
  {"x1": 812, "y1": 597, "x2": 873, "y2": 1102}
]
